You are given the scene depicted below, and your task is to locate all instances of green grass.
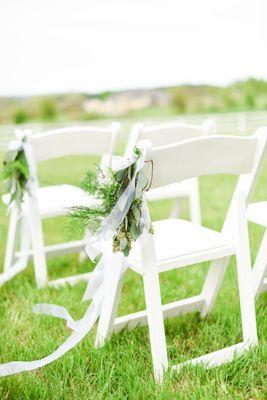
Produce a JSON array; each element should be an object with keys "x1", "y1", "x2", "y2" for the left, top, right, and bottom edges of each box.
[{"x1": 0, "y1": 153, "x2": 266, "y2": 399}]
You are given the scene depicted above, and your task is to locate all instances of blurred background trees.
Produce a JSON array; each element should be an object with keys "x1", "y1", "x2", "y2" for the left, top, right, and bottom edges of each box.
[
  {"x1": 0, "y1": 77, "x2": 267, "y2": 125},
  {"x1": 40, "y1": 98, "x2": 57, "y2": 121}
]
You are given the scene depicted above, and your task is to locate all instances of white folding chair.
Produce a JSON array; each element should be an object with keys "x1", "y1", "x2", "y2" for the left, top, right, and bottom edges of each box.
[
  {"x1": 96, "y1": 131, "x2": 266, "y2": 383},
  {"x1": 125, "y1": 121, "x2": 214, "y2": 224},
  {"x1": 3, "y1": 123, "x2": 121, "y2": 288},
  {"x1": 247, "y1": 203, "x2": 267, "y2": 297}
]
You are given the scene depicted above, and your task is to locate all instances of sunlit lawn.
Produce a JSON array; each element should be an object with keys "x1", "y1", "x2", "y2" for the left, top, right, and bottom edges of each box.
[{"x1": 0, "y1": 151, "x2": 266, "y2": 399}]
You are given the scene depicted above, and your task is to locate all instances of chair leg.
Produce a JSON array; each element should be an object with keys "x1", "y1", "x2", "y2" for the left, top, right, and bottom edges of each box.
[
  {"x1": 189, "y1": 179, "x2": 201, "y2": 225},
  {"x1": 235, "y1": 192, "x2": 257, "y2": 345},
  {"x1": 201, "y1": 257, "x2": 230, "y2": 317},
  {"x1": 28, "y1": 199, "x2": 48, "y2": 288},
  {"x1": 143, "y1": 269, "x2": 168, "y2": 383},
  {"x1": 95, "y1": 253, "x2": 124, "y2": 348},
  {"x1": 169, "y1": 198, "x2": 183, "y2": 219},
  {"x1": 78, "y1": 229, "x2": 91, "y2": 262},
  {"x1": 4, "y1": 207, "x2": 20, "y2": 272},
  {"x1": 236, "y1": 254, "x2": 258, "y2": 345},
  {"x1": 252, "y1": 229, "x2": 267, "y2": 299}
]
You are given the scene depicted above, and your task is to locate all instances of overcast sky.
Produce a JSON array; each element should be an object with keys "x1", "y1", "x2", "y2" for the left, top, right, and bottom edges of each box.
[{"x1": 0, "y1": 0, "x2": 266, "y2": 96}]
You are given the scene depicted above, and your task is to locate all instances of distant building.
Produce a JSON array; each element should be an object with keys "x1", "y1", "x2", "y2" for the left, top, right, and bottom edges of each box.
[{"x1": 83, "y1": 89, "x2": 169, "y2": 116}]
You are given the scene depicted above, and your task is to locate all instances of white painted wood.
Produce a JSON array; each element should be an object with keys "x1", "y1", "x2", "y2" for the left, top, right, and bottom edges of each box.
[
  {"x1": 234, "y1": 191, "x2": 258, "y2": 344},
  {"x1": 126, "y1": 121, "x2": 213, "y2": 224},
  {"x1": 27, "y1": 196, "x2": 48, "y2": 288},
  {"x1": 128, "y1": 219, "x2": 236, "y2": 275},
  {"x1": 3, "y1": 206, "x2": 20, "y2": 272},
  {"x1": 146, "y1": 180, "x2": 195, "y2": 200},
  {"x1": 261, "y1": 278, "x2": 267, "y2": 292},
  {"x1": 48, "y1": 272, "x2": 92, "y2": 288},
  {"x1": 16, "y1": 239, "x2": 87, "y2": 259},
  {"x1": 188, "y1": 178, "x2": 202, "y2": 225},
  {"x1": 130, "y1": 245, "x2": 236, "y2": 276},
  {"x1": 25, "y1": 184, "x2": 101, "y2": 219},
  {"x1": 250, "y1": 227, "x2": 267, "y2": 298},
  {"x1": 149, "y1": 135, "x2": 259, "y2": 190},
  {"x1": 200, "y1": 130, "x2": 267, "y2": 311},
  {"x1": 30, "y1": 122, "x2": 120, "y2": 163},
  {"x1": 113, "y1": 295, "x2": 204, "y2": 332},
  {"x1": 140, "y1": 233, "x2": 168, "y2": 384},
  {"x1": 172, "y1": 342, "x2": 250, "y2": 372},
  {"x1": 169, "y1": 198, "x2": 184, "y2": 219},
  {"x1": 200, "y1": 257, "x2": 230, "y2": 317},
  {"x1": 247, "y1": 201, "x2": 267, "y2": 227},
  {"x1": 101, "y1": 131, "x2": 266, "y2": 383},
  {"x1": 247, "y1": 202, "x2": 267, "y2": 297},
  {"x1": 3, "y1": 123, "x2": 121, "y2": 287},
  {"x1": 126, "y1": 122, "x2": 209, "y2": 155}
]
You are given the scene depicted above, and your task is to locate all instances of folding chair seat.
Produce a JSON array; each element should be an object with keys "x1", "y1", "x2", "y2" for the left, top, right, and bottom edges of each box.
[
  {"x1": 125, "y1": 120, "x2": 214, "y2": 223},
  {"x1": 129, "y1": 219, "x2": 235, "y2": 275},
  {"x1": 3, "y1": 184, "x2": 99, "y2": 219},
  {"x1": 247, "y1": 201, "x2": 267, "y2": 296},
  {"x1": 3, "y1": 123, "x2": 120, "y2": 288},
  {"x1": 96, "y1": 130, "x2": 267, "y2": 383}
]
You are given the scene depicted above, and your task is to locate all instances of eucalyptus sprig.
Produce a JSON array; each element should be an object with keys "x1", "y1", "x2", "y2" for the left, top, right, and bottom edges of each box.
[
  {"x1": 70, "y1": 148, "x2": 152, "y2": 256},
  {"x1": 2, "y1": 139, "x2": 30, "y2": 206}
]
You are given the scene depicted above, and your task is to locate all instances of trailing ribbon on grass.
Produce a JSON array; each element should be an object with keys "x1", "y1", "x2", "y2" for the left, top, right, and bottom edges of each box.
[
  {"x1": 0, "y1": 140, "x2": 152, "y2": 377},
  {"x1": 0, "y1": 129, "x2": 38, "y2": 286}
]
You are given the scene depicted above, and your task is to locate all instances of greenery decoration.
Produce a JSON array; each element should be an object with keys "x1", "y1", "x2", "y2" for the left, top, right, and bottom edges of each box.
[
  {"x1": 2, "y1": 138, "x2": 30, "y2": 207},
  {"x1": 70, "y1": 148, "x2": 153, "y2": 256}
]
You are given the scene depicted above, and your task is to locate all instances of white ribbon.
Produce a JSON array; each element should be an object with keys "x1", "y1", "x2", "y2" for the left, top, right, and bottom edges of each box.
[
  {"x1": 0, "y1": 143, "x2": 151, "y2": 377},
  {"x1": 0, "y1": 129, "x2": 37, "y2": 286}
]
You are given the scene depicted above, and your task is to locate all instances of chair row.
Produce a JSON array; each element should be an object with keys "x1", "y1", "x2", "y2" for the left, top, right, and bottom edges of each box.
[
  {"x1": 3, "y1": 120, "x2": 266, "y2": 298},
  {"x1": 2, "y1": 122, "x2": 267, "y2": 383},
  {"x1": 3, "y1": 120, "x2": 214, "y2": 288}
]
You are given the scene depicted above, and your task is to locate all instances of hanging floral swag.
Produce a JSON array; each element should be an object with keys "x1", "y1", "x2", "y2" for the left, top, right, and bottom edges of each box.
[
  {"x1": 0, "y1": 142, "x2": 154, "y2": 377},
  {"x1": 1, "y1": 133, "x2": 153, "y2": 256},
  {"x1": 2, "y1": 132, "x2": 30, "y2": 208},
  {"x1": 70, "y1": 147, "x2": 154, "y2": 257}
]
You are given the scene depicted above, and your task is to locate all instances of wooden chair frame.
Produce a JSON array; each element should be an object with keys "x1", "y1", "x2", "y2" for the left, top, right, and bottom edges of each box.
[
  {"x1": 3, "y1": 123, "x2": 121, "y2": 288},
  {"x1": 96, "y1": 130, "x2": 267, "y2": 383},
  {"x1": 247, "y1": 201, "x2": 267, "y2": 297},
  {"x1": 125, "y1": 120, "x2": 214, "y2": 224}
]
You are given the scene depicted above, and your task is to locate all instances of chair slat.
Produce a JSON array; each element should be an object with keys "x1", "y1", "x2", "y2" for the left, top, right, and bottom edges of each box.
[
  {"x1": 149, "y1": 135, "x2": 259, "y2": 189},
  {"x1": 30, "y1": 124, "x2": 120, "y2": 163}
]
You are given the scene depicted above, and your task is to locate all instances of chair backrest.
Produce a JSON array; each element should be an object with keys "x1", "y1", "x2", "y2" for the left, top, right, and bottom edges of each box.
[
  {"x1": 29, "y1": 122, "x2": 121, "y2": 164},
  {"x1": 124, "y1": 120, "x2": 213, "y2": 157},
  {"x1": 138, "y1": 128, "x2": 267, "y2": 229}
]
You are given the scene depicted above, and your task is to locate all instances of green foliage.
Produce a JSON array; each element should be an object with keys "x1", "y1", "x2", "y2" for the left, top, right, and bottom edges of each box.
[
  {"x1": 70, "y1": 148, "x2": 150, "y2": 256},
  {"x1": 80, "y1": 112, "x2": 104, "y2": 121},
  {"x1": 13, "y1": 108, "x2": 28, "y2": 124},
  {"x1": 245, "y1": 92, "x2": 256, "y2": 109},
  {"x1": 170, "y1": 89, "x2": 188, "y2": 113},
  {"x1": 96, "y1": 91, "x2": 112, "y2": 101},
  {"x1": 1, "y1": 143, "x2": 30, "y2": 205},
  {"x1": 70, "y1": 168, "x2": 120, "y2": 233},
  {"x1": 40, "y1": 98, "x2": 57, "y2": 121}
]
